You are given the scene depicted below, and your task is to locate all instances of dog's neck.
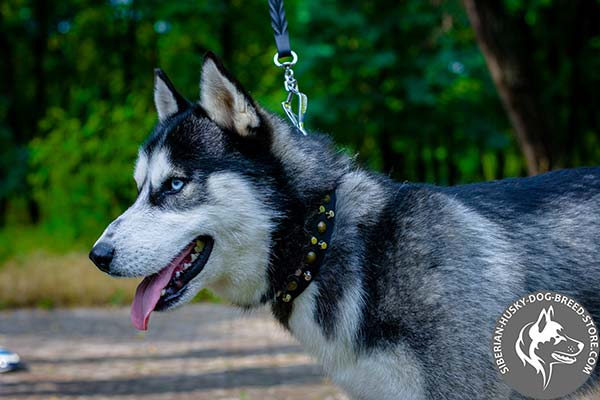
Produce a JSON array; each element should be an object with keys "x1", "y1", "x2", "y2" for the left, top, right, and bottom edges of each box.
[
  {"x1": 261, "y1": 116, "x2": 350, "y2": 327},
  {"x1": 268, "y1": 189, "x2": 337, "y2": 325},
  {"x1": 265, "y1": 163, "x2": 389, "y2": 334}
]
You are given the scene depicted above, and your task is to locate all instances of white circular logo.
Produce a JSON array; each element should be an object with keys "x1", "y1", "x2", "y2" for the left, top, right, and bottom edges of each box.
[{"x1": 492, "y1": 292, "x2": 598, "y2": 399}]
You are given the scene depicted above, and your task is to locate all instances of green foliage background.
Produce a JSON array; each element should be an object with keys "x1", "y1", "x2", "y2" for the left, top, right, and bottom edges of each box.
[{"x1": 1, "y1": 0, "x2": 599, "y2": 259}]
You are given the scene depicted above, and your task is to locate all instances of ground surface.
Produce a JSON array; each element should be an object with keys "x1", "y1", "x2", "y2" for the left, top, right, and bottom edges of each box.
[{"x1": 0, "y1": 304, "x2": 348, "y2": 400}]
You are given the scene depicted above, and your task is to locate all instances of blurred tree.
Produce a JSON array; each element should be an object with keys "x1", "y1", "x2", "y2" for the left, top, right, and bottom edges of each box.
[{"x1": 464, "y1": 0, "x2": 600, "y2": 175}]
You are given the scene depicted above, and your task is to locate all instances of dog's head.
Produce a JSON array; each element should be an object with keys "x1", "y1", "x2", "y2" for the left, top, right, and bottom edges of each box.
[
  {"x1": 515, "y1": 306, "x2": 584, "y2": 389},
  {"x1": 89, "y1": 53, "x2": 290, "y2": 330}
]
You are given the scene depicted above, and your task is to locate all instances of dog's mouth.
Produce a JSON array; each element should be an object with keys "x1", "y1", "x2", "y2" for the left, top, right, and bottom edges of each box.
[
  {"x1": 130, "y1": 236, "x2": 213, "y2": 330},
  {"x1": 551, "y1": 351, "x2": 578, "y2": 364}
]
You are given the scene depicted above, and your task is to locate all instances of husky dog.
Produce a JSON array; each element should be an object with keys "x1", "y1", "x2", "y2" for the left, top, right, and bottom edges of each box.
[
  {"x1": 515, "y1": 306, "x2": 584, "y2": 390},
  {"x1": 90, "y1": 52, "x2": 600, "y2": 399}
]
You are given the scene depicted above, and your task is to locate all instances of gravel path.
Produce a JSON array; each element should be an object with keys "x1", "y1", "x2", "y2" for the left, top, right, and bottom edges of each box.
[{"x1": 0, "y1": 304, "x2": 348, "y2": 400}]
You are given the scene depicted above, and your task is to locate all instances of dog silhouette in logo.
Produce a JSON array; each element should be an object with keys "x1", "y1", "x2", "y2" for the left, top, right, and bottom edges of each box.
[{"x1": 515, "y1": 306, "x2": 584, "y2": 389}]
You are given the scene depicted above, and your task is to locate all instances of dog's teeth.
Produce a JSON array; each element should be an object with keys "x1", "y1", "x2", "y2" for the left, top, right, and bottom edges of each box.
[
  {"x1": 160, "y1": 289, "x2": 166, "y2": 296},
  {"x1": 175, "y1": 271, "x2": 181, "y2": 278},
  {"x1": 191, "y1": 253, "x2": 198, "y2": 262},
  {"x1": 183, "y1": 263, "x2": 191, "y2": 269},
  {"x1": 194, "y1": 240, "x2": 205, "y2": 252}
]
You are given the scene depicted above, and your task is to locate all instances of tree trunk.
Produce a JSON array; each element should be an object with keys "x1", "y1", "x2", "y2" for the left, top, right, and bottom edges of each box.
[{"x1": 463, "y1": 0, "x2": 553, "y2": 175}]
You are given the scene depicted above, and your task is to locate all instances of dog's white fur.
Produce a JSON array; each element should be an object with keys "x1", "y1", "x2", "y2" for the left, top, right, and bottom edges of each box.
[
  {"x1": 290, "y1": 285, "x2": 426, "y2": 400},
  {"x1": 133, "y1": 151, "x2": 148, "y2": 187}
]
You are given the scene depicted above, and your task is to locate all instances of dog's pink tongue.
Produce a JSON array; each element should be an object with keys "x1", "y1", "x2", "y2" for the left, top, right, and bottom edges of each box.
[{"x1": 131, "y1": 264, "x2": 177, "y2": 330}]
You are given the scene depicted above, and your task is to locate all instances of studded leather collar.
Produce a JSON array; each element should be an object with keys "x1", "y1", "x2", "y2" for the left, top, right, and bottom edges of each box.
[{"x1": 275, "y1": 191, "x2": 336, "y2": 305}]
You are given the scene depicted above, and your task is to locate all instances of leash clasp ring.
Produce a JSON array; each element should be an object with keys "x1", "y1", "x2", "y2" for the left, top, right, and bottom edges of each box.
[{"x1": 273, "y1": 50, "x2": 298, "y2": 68}]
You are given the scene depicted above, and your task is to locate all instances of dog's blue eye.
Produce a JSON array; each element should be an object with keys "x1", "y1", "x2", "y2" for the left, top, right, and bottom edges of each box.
[{"x1": 169, "y1": 178, "x2": 185, "y2": 192}]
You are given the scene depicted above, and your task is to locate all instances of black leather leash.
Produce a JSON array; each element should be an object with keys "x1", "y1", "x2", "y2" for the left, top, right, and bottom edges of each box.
[{"x1": 268, "y1": 0, "x2": 292, "y2": 59}]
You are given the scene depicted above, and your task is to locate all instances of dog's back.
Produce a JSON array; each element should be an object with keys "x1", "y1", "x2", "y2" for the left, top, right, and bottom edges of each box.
[
  {"x1": 358, "y1": 167, "x2": 600, "y2": 398},
  {"x1": 441, "y1": 166, "x2": 600, "y2": 317}
]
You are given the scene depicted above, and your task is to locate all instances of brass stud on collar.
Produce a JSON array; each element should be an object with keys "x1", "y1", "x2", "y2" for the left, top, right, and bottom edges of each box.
[
  {"x1": 318, "y1": 241, "x2": 328, "y2": 250},
  {"x1": 317, "y1": 221, "x2": 327, "y2": 233},
  {"x1": 323, "y1": 194, "x2": 331, "y2": 203},
  {"x1": 287, "y1": 280, "x2": 298, "y2": 291},
  {"x1": 294, "y1": 269, "x2": 302, "y2": 276},
  {"x1": 282, "y1": 293, "x2": 292, "y2": 302},
  {"x1": 310, "y1": 236, "x2": 318, "y2": 245},
  {"x1": 303, "y1": 271, "x2": 312, "y2": 281},
  {"x1": 306, "y1": 251, "x2": 317, "y2": 264},
  {"x1": 318, "y1": 205, "x2": 326, "y2": 214},
  {"x1": 325, "y1": 210, "x2": 335, "y2": 219}
]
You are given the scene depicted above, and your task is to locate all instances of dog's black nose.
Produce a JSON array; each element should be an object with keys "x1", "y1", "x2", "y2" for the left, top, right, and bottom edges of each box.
[{"x1": 89, "y1": 242, "x2": 115, "y2": 273}]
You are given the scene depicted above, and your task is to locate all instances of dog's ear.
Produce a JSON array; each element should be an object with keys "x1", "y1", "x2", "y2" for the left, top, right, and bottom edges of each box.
[
  {"x1": 154, "y1": 69, "x2": 190, "y2": 122},
  {"x1": 200, "y1": 52, "x2": 261, "y2": 137}
]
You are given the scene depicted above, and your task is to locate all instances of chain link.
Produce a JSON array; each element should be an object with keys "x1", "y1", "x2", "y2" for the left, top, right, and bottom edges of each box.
[{"x1": 273, "y1": 51, "x2": 308, "y2": 135}]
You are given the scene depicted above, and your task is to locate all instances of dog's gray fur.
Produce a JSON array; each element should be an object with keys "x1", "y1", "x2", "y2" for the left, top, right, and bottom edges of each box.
[{"x1": 92, "y1": 53, "x2": 600, "y2": 399}]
